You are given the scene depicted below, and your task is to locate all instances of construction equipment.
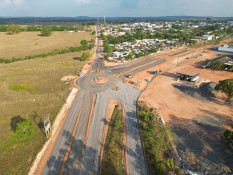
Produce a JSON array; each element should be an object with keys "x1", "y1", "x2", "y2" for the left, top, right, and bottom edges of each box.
[{"x1": 152, "y1": 70, "x2": 158, "y2": 75}]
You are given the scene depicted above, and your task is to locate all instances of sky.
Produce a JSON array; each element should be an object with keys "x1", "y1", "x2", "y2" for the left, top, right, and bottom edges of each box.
[{"x1": 0, "y1": 0, "x2": 233, "y2": 17}]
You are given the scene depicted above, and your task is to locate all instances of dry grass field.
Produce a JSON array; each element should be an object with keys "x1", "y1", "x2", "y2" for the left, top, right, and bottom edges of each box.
[
  {"x1": 0, "y1": 32, "x2": 95, "y2": 175},
  {"x1": 0, "y1": 31, "x2": 93, "y2": 59}
]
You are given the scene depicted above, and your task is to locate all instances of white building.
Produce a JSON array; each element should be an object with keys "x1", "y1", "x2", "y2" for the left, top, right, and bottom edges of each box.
[
  {"x1": 112, "y1": 52, "x2": 123, "y2": 58},
  {"x1": 202, "y1": 35, "x2": 214, "y2": 40}
]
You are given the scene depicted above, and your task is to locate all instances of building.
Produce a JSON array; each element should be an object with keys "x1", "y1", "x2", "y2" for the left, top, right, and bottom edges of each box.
[
  {"x1": 176, "y1": 70, "x2": 200, "y2": 82},
  {"x1": 214, "y1": 44, "x2": 233, "y2": 54},
  {"x1": 227, "y1": 21, "x2": 233, "y2": 26},
  {"x1": 112, "y1": 52, "x2": 123, "y2": 58},
  {"x1": 214, "y1": 56, "x2": 233, "y2": 66},
  {"x1": 202, "y1": 35, "x2": 214, "y2": 40}
]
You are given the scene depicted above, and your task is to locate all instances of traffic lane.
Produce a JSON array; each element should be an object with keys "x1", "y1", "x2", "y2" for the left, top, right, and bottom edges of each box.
[
  {"x1": 41, "y1": 90, "x2": 86, "y2": 175},
  {"x1": 124, "y1": 102, "x2": 147, "y2": 175},
  {"x1": 76, "y1": 72, "x2": 119, "y2": 93},
  {"x1": 80, "y1": 92, "x2": 108, "y2": 175},
  {"x1": 107, "y1": 55, "x2": 154, "y2": 70},
  {"x1": 106, "y1": 82, "x2": 147, "y2": 175},
  {"x1": 63, "y1": 93, "x2": 94, "y2": 175},
  {"x1": 110, "y1": 56, "x2": 159, "y2": 73},
  {"x1": 122, "y1": 59, "x2": 166, "y2": 77},
  {"x1": 108, "y1": 55, "x2": 159, "y2": 73}
]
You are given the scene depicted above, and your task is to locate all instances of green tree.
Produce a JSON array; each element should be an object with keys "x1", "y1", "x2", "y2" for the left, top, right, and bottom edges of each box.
[
  {"x1": 41, "y1": 26, "x2": 52, "y2": 36},
  {"x1": 7, "y1": 25, "x2": 21, "y2": 35},
  {"x1": 210, "y1": 60, "x2": 223, "y2": 70},
  {"x1": 215, "y1": 79, "x2": 233, "y2": 103},
  {"x1": 126, "y1": 54, "x2": 133, "y2": 60},
  {"x1": 80, "y1": 40, "x2": 89, "y2": 47},
  {"x1": 80, "y1": 52, "x2": 91, "y2": 61},
  {"x1": 151, "y1": 48, "x2": 157, "y2": 53},
  {"x1": 91, "y1": 30, "x2": 96, "y2": 35},
  {"x1": 224, "y1": 129, "x2": 233, "y2": 145},
  {"x1": 90, "y1": 39, "x2": 95, "y2": 44},
  {"x1": 15, "y1": 120, "x2": 34, "y2": 142}
]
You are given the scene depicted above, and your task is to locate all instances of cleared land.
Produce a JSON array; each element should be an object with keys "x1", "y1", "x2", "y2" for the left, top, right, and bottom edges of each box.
[
  {"x1": 0, "y1": 31, "x2": 93, "y2": 59},
  {"x1": 139, "y1": 45, "x2": 233, "y2": 173},
  {"x1": 0, "y1": 32, "x2": 94, "y2": 175}
]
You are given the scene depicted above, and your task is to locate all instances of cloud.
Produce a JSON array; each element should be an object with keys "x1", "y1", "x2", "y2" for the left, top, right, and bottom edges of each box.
[
  {"x1": 74, "y1": 0, "x2": 98, "y2": 6},
  {"x1": 0, "y1": 0, "x2": 29, "y2": 9},
  {"x1": 120, "y1": 0, "x2": 148, "y2": 9}
]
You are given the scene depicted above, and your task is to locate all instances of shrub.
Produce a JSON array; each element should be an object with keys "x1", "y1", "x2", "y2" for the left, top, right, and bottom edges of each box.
[
  {"x1": 15, "y1": 120, "x2": 34, "y2": 142},
  {"x1": 91, "y1": 30, "x2": 96, "y2": 35},
  {"x1": 80, "y1": 52, "x2": 91, "y2": 61},
  {"x1": 41, "y1": 26, "x2": 52, "y2": 36},
  {"x1": 167, "y1": 158, "x2": 174, "y2": 169},
  {"x1": 7, "y1": 25, "x2": 21, "y2": 35},
  {"x1": 224, "y1": 129, "x2": 233, "y2": 145}
]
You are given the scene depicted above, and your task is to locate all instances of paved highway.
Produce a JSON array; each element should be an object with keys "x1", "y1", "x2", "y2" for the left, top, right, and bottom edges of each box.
[
  {"x1": 41, "y1": 23, "x2": 166, "y2": 175},
  {"x1": 41, "y1": 90, "x2": 86, "y2": 175},
  {"x1": 63, "y1": 92, "x2": 94, "y2": 175}
]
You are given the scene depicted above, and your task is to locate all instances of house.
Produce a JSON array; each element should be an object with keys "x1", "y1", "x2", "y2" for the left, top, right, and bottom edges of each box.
[
  {"x1": 112, "y1": 52, "x2": 123, "y2": 58},
  {"x1": 216, "y1": 45, "x2": 233, "y2": 54},
  {"x1": 202, "y1": 35, "x2": 214, "y2": 40}
]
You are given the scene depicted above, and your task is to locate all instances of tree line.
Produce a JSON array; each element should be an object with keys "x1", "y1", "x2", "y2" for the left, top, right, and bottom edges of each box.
[
  {"x1": 0, "y1": 24, "x2": 94, "y2": 33},
  {"x1": 0, "y1": 39, "x2": 95, "y2": 64}
]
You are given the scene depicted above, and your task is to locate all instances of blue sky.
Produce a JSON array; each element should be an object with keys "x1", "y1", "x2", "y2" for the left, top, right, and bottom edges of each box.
[{"x1": 0, "y1": 0, "x2": 232, "y2": 17}]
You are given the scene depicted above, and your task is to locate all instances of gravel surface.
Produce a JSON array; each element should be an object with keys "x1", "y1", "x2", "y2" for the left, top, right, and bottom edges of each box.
[{"x1": 173, "y1": 82, "x2": 217, "y2": 101}]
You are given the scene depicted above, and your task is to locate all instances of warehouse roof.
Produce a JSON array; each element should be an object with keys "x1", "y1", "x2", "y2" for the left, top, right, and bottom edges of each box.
[{"x1": 176, "y1": 70, "x2": 199, "y2": 77}]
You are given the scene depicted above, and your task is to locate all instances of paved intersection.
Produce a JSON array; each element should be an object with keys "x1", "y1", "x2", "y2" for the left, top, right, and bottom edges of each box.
[{"x1": 42, "y1": 25, "x2": 166, "y2": 175}]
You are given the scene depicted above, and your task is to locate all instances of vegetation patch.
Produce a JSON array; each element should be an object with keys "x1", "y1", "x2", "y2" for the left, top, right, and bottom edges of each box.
[
  {"x1": 215, "y1": 78, "x2": 233, "y2": 103},
  {"x1": 138, "y1": 102, "x2": 181, "y2": 175},
  {"x1": 224, "y1": 123, "x2": 233, "y2": 146},
  {"x1": 0, "y1": 39, "x2": 94, "y2": 64},
  {"x1": 0, "y1": 52, "x2": 85, "y2": 175},
  {"x1": 100, "y1": 107, "x2": 125, "y2": 175},
  {"x1": 8, "y1": 82, "x2": 37, "y2": 94}
]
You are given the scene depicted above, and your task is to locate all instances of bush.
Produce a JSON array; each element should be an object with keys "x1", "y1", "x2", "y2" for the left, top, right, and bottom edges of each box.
[
  {"x1": 80, "y1": 52, "x2": 91, "y2": 61},
  {"x1": 15, "y1": 120, "x2": 34, "y2": 142},
  {"x1": 41, "y1": 26, "x2": 52, "y2": 36},
  {"x1": 167, "y1": 158, "x2": 174, "y2": 169},
  {"x1": 91, "y1": 30, "x2": 96, "y2": 35},
  {"x1": 7, "y1": 25, "x2": 21, "y2": 35},
  {"x1": 126, "y1": 54, "x2": 133, "y2": 60},
  {"x1": 138, "y1": 102, "x2": 177, "y2": 174},
  {"x1": 224, "y1": 129, "x2": 233, "y2": 145}
]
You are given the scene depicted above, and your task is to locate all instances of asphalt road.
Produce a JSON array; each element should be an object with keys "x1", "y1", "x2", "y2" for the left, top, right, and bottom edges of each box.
[
  {"x1": 79, "y1": 92, "x2": 108, "y2": 175},
  {"x1": 41, "y1": 23, "x2": 166, "y2": 175},
  {"x1": 109, "y1": 56, "x2": 161, "y2": 74},
  {"x1": 63, "y1": 93, "x2": 94, "y2": 175},
  {"x1": 41, "y1": 90, "x2": 86, "y2": 175},
  {"x1": 120, "y1": 59, "x2": 166, "y2": 78},
  {"x1": 106, "y1": 82, "x2": 147, "y2": 175}
]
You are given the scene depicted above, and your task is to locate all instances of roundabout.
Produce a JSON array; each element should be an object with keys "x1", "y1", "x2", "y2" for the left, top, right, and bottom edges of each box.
[
  {"x1": 76, "y1": 71, "x2": 119, "y2": 93},
  {"x1": 94, "y1": 77, "x2": 108, "y2": 83}
]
